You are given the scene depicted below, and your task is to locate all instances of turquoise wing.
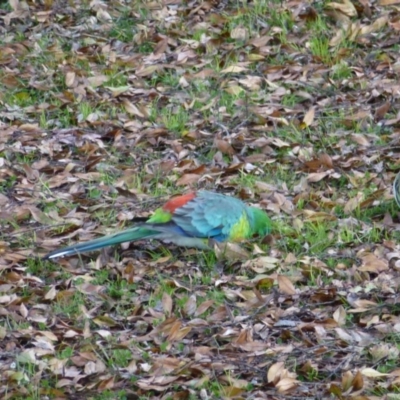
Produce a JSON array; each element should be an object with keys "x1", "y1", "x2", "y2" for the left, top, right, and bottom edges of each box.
[{"x1": 171, "y1": 191, "x2": 248, "y2": 241}]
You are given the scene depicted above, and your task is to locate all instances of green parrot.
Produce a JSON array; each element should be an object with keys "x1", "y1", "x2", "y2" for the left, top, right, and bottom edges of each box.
[
  {"x1": 43, "y1": 191, "x2": 271, "y2": 259},
  {"x1": 394, "y1": 172, "x2": 400, "y2": 208}
]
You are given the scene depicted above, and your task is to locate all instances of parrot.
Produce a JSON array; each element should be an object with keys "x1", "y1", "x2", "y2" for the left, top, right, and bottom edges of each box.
[
  {"x1": 43, "y1": 191, "x2": 272, "y2": 260},
  {"x1": 394, "y1": 172, "x2": 400, "y2": 208}
]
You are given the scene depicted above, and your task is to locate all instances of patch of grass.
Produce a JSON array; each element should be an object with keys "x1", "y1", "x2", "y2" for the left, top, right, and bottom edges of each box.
[
  {"x1": 307, "y1": 15, "x2": 330, "y2": 36},
  {"x1": 226, "y1": 0, "x2": 292, "y2": 39},
  {"x1": 109, "y1": 349, "x2": 132, "y2": 368},
  {"x1": 134, "y1": 3, "x2": 151, "y2": 20},
  {"x1": 58, "y1": 346, "x2": 74, "y2": 359},
  {"x1": 91, "y1": 208, "x2": 118, "y2": 227},
  {"x1": 281, "y1": 93, "x2": 306, "y2": 107},
  {"x1": 87, "y1": 186, "x2": 103, "y2": 200},
  {"x1": 27, "y1": 257, "x2": 62, "y2": 277},
  {"x1": 331, "y1": 60, "x2": 353, "y2": 80},
  {"x1": 110, "y1": 16, "x2": 136, "y2": 43},
  {"x1": 196, "y1": 250, "x2": 219, "y2": 273},
  {"x1": 147, "y1": 246, "x2": 174, "y2": 263},
  {"x1": 0, "y1": 174, "x2": 17, "y2": 192},
  {"x1": 192, "y1": 29, "x2": 208, "y2": 41},
  {"x1": 161, "y1": 105, "x2": 189, "y2": 135},
  {"x1": 229, "y1": 172, "x2": 258, "y2": 190},
  {"x1": 203, "y1": 289, "x2": 226, "y2": 305},
  {"x1": 267, "y1": 7, "x2": 294, "y2": 32},
  {"x1": 148, "y1": 279, "x2": 176, "y2": 310},
  {"x1": 52, "y1": 291, "x2": 87, "y2": 320},
  {"x1": 309, "y1": 36, "x2": 332, "y2": 64},
  {"x1": 107, "y1": 279, "x2": 138, "y2": 302},
  {"x1": 297, "y1": 365, "x2": 323, "y2": 382},
  {"x1": 149, "y1": 71, "x2": 180, "y2": 89},
  {"x1": 104, "y1": 68, "x2": 129, "y2": 87},
  {"x1": 77, "y1": 102, "x2": 94, "y2": 121},
  {"x1": 306, "y1": 223, "x2": 335, "y2": 251},
  {"x1": 48, "y1": 107, "x2": 77, "y2": 128},
  {"x1": 91, "y1": 390, "x2": 129, "y2": 400},
  {"x1": 200, "y1": 379, "x2": 224, "y2": 398}
]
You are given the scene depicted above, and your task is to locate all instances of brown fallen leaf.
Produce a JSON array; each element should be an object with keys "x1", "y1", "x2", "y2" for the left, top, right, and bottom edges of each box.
[
  {"x1": 302, "y1": 107, "x2": 315, "y2": 128},
  {"x1": 277, "y1": 275, "x2": 296, "y2": 295},
  {"x1": 358, "y1": 252, "x2": 389, "y2": 273},
  {"x1": 268, "y1": 361, "x2": 285, "y2": 383},
  {"x1": 326, "y1": 0, "x2": 357, "y2": 17},
  {"x1": 214, "y1": 241, "x2": 250, "y2": 262},
  {"x1": 379, "y1": 0, "x2": 400, "y2": 4},
  {"x1": 162, "y1": 292, "x2": 173, "y2": 316},
  {"x1": 374, "y1": 100, "x2": 391, "y2": 121},
  {"x1": 215, "y1": 139, "x2": 235, "y2": 155},
  {"x1": 176, "y1": 173, "x2": 201, "y2": 186}
]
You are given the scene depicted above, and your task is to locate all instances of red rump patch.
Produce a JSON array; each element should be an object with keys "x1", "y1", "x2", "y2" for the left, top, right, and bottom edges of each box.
[{"x1": 163, "y1": 192, "x2": 196, "y2": 213}]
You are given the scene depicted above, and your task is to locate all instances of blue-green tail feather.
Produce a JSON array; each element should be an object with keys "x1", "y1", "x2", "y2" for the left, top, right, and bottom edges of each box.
[{"x1": 43, "y1": 227, "x2": 160, "y2": 259}]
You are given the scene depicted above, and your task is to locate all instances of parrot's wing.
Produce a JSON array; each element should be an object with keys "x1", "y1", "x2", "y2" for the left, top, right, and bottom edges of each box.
[{"x1": 172, "y1": 191, "x2": 247, "y2": 241}]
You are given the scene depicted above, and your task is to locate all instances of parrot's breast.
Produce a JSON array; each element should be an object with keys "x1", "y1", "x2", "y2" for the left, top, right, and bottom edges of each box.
[{"x1": 228, "y1": 212, "x2": 251, "y2": 241}]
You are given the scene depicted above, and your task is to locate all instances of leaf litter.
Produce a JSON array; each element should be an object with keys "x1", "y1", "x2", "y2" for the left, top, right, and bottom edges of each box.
[{"x1": 1, "y1": 0, "x2": 400, "y2": 399}]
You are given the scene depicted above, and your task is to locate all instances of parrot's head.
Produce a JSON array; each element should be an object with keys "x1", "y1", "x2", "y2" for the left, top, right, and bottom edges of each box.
[{"x1": 249, "y1": 207, "x2": 272, "y2": 237}]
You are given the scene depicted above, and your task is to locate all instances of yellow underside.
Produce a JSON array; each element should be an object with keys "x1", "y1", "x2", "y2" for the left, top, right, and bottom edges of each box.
[{"x1": 229, "y1": 213, "x2": 250, "y2": 242}]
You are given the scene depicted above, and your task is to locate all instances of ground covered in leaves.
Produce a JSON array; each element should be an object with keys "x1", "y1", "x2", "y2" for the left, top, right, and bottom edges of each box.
[{"x1": 1, "y1": 0, "x2": 400, "y2": 399}]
